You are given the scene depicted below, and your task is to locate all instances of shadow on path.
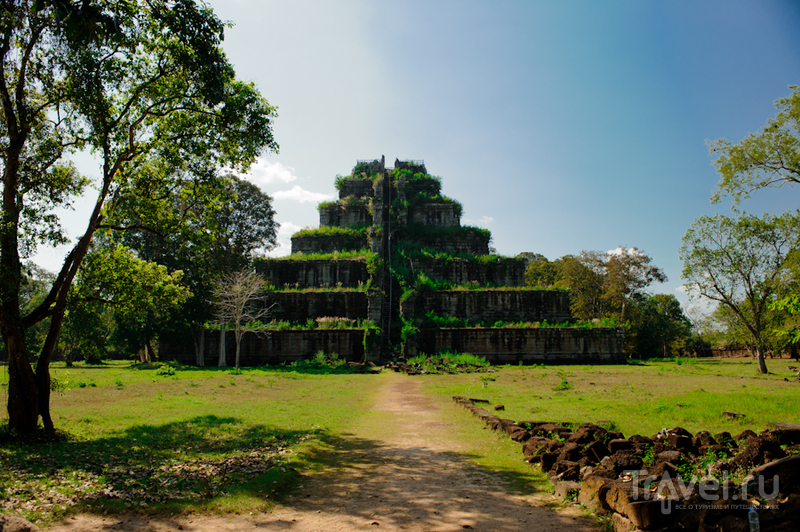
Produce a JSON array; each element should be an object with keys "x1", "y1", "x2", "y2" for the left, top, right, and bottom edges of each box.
[{"x1": 249, "y1": 374, "x2": 598, "y2": 532}]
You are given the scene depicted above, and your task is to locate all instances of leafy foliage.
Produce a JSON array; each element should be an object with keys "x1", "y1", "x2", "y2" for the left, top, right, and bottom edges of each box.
[
  {"x1": 626, "y1": 294, "x2": 692, "y2": 358},
  {"x1": 415, "y1": 310, "x2": 619, "y2": 330},
  {"x1": 680, "y1": 211, "x2": 800, "y2": 373},
  {"x1": 406, "y1": 351, "x2": 489, "y2": 370},
  {"x1": 292, "y1": 226, "x2": 369, "y2": 239},
  {"x1": 0, "y1": 0, "x2": 278, "y2": 433},
  {"x1": 523, "y1": 249, "x2": 666, "y2": 322},
  {"x1": 72, "y1": 244, "x2": 190, "y2": 361},
  {"x1": 710, "y1": 86, "x2": 800, "y2": 204}
]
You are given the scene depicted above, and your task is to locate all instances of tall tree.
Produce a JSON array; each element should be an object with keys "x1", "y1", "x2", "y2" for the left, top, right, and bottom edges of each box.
[
  {"x1": 558, "y1": 253, "x2": 607, "y2": 320},
  {"x1": 0, "y1": 0, "x2": 277, "y2": 433},
  {"x1": 709, "y1": 86, "x2": 800, "y2": 204},
  {"x1": 602, "y1": 247, "x2": 667, "y2": 320},
  {"x1": 74, "y1": 244, "x2": 190, "y2": 362},
  {"x1": 627, "y1": 294, "x2": 691, "y2": 358},
  {"x1": 119, "y1": 174, "x2": 278, "y2": 364},
  {"x1": 680, "y1": 211, "x2": 800, "y2": 373},
  {"x1": 212, "y1": 270, "x2": 270, "y2": 370},
  {"x1": 551, "y1": 249, "x2": 665, "y2": 321}
]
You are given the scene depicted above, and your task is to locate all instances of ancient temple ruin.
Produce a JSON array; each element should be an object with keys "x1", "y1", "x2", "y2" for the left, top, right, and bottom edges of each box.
[{"x1": 166, "y1": 156, "x2": 624, "y2": 365}]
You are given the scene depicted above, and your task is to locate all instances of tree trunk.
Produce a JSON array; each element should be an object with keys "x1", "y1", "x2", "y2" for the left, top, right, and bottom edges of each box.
[
  {"x1": 217, "y1": 323, "x2": 226, "y2": 367},
  {"x1": 36, "y1": 361, "x2": 53, "y2": 433},
  {"x1": 195, "y1": 327, "x2": 205, "y2": 367},
  {"x1": 234, "y1": 329, "x2": 241, "y2": 370},
  {"x1": 146, "y1": 339, "x2": 156, "y2": 362},
  {"x1": 755, "y1": 345, "x2": 769, "y2": 374},
  {"x1": 5, "y1": 331, "x2": 38, "y2": 433}
]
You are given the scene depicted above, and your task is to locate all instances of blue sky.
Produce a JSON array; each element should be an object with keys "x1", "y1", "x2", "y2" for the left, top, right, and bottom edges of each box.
[{"x1": 36, "y1": 0, "x2": 800, "y2": 310}]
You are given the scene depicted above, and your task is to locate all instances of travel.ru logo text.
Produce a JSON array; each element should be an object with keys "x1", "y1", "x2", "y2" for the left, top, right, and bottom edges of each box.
[{"x1": 626, "y1": 470, "x2": 779, "y2": 513}]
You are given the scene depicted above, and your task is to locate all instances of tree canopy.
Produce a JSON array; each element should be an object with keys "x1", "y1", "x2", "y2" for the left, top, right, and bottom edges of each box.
[
  {"x1": 0, "y1": 0, "x2": 278, "y2": 434},
  {"x1": 679, "y1": 211, "x2": 800, "y2": 373},
  {"x1": 709, "y1": 86, "x2": 800, "y2": 204}
]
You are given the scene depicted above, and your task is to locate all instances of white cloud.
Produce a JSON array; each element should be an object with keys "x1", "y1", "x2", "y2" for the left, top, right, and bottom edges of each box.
[
  {"x1": 240, "y1": 159, "x2": 298, "y2": 187},
  {"x1": 266, "y1": 221, "x2": 302, "y2": 258},
  {"x1": 607, "y1": 246, "x2": 643, "y2": 257},
  {"x1": 222, "y1": 159, "x2": 298, "y2": 189},
  {"x1": 463, "y1": 215, "x2": 494, "y2": 225},
  {"x1": 277, "y1": 221, "x2": 302, "y2": 235},
  {"x1": 273, "y1": 185, "x2": 334, "y2": 203}
]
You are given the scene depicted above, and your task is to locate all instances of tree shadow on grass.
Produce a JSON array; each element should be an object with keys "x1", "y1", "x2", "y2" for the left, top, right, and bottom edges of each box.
[
  {"x1": 0, "y1": 415, "x2": 319, "y2": 520},
  {"x1": 0, "y1": 418, "x2": 597, "y2": 531}
]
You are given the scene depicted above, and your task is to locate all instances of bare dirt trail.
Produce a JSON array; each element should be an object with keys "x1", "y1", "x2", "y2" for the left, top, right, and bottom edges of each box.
[{"x1": 46, "y1": 373, "x2": 599, "y2": 532}]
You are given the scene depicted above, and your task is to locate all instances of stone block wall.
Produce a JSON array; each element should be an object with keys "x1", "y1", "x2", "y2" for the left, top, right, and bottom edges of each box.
[
  {"x1": 412, "y1": 257, "x2": 525, "y2": 286},
  {"x1": 319, "y1": 203, "x2": 371, "y2": 227},
  {"x1": 256, "y1": 259, "x2": 368, "y2": 288},
  {"x1": 411, "y1": 327, "x2": 625, "y2": 364},
  {"x1": 270, "y1": 291, "x2": 369, "y2": 323},
  {"x1": 165, "y1": 329, "x2": 369, "y2": 366},
  {"x1": 399, "y1": 230, "x2": 489, "y2": 256},
  {"x1": 291, "y1": 234, "x2": 369, "y2": 254},
  {"x1": 396, "y1": 175, "x2": 440, "y2": 198},
  {"x1": 402, "y1": 289, "x2": 570, "y2": 324},
  {"x1": 407, "y1": 202, "x2": 460, "y2": 227},
  {"x1": 338, "y1": 178, "x2": 374, "y2": 199}
]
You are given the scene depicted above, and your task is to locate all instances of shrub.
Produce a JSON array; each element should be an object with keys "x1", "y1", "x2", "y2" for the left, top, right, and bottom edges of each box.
[{"x1": 406, "y1": 351, "x2": 489, "y2": 370}]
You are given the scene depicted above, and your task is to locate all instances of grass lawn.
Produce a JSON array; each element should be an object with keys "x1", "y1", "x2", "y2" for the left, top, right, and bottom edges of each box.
[
  {"x1": 0, "y1": 356, "x2": 797, "y2": 525},
  {"x1": 0, "y1": 361, "x2": 379, "y2": 524},
  {"x1": 418, "y1": 357, "x2": 800, "y2": 437}
]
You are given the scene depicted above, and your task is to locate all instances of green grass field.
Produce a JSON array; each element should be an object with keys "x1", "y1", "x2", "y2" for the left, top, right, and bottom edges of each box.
[
  {"x1": 0, "y1": 357, "x2": 797, "y2": 525},
  {"x1": 0, "y1": 361, "x2": 378, "y2": 523},
  {"x1": 419, "y1": 357, "x2": 800, "y2": 436}
]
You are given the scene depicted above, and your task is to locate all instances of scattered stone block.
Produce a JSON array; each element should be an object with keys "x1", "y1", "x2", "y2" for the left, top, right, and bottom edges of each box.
[
  {"x1": 578, "y1": 474, "x2": 614, "y2": 515},
  {"x1": 655, "y1": 450, "x2": 682, "y2": 465},
  {"x1": 540, "y1": 451, "x2": 560, "y2": 473},
  {"x1": 733, "y1": 435, "x2": 786, "y2": 469},
  {"x1": 557, "y1": 442, "x2": 582, "y2": 462},
  {"x1": 608, "y1": 439, "x2": 634, "y2": 453},
  {"x1": 582, "y1": 440, "x2": 611, "y2": 464},
  {"x1": 550, "y1": 460, "x2": 581, "y2": 481},
  {"x1": 0, "y1": 515, "x2": 40, "y2": 532},
  {"x1": 611, "y1": 512, "x2": 634, "y2": 532},
  {"x1": 603, "y1": 452, "x2": 644, "y2": 475},
  {"x1": 509, "y1": 427, "x2": 531, "y2": 442},
  {"x1": 666, "y1": 433, "x2": 694, "y2": 453},
  {"x1": 554, "y1": 480, "x2": 582, "y2": 501},
  {"x1": 743, "y1": 454, "x2": 800, "y2": 494},
  {"x1": 735, "y1": 429, "x2": 757, "y2": 441},
  {"x1": 714, "y1": 431, "x2": 736, "y2": 447}
]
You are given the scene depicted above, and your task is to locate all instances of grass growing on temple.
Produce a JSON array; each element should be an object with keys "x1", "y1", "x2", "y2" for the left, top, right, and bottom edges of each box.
[{"x1": 406, "y1": 351, "x2": 490, "y2": 371}]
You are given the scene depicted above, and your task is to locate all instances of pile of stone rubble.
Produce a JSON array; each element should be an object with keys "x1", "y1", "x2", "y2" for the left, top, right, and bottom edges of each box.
[{"x1": 453, "y1": 396, "x2": 800, "y2": 532}]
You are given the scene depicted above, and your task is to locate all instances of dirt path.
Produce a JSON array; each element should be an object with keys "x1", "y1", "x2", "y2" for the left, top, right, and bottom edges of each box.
[{"x1": 46, "y1": 373, "x2": 599, "y2": 532}]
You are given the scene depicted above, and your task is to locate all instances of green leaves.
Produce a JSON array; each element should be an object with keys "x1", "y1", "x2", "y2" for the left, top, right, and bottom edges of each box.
[
  {"x1": 710, "y1": 85, "x2": 800, "y2": 204},
  {"x1": 680, "y1": 211, "x2": 800, "y2": 371},
  {"x1": 71, "y1": 243, "x2": 190, "y2": 355}
]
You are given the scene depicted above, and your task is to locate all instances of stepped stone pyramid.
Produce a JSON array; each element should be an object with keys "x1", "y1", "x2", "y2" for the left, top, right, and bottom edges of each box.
[{"x1": 165, "y1": 157, "x2": 624, "y2": 365}]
